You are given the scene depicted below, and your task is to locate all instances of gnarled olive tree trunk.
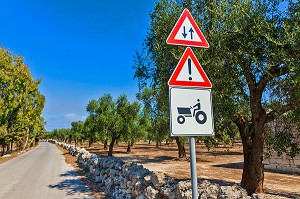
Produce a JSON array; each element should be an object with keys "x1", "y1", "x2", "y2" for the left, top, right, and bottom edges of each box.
[{"x1": 235, "y1": 82, "x2": 271, "y2": 195}]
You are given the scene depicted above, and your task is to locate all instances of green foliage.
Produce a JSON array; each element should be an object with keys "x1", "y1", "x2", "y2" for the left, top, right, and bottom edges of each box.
[
  {"x1": 265, "y1": 110, "x2": 300, "y2": 158},
  {"x1": 47, "y1": 93, "x2": 144, "y2": 155},
  {"x1": 85, "y1": 94, "x2": 142, "y2": 155},
  {"x1": 136, "y1": 86, "x2": 170, "y2": 145},
  {"x1": 0, "y1": 47, "x2": 45, "y2": 154},
  {"x1": 203, "y1": 136, "x2": 218, "y2": 151},
  {"x1": 70, "y1": 121, "x2": 85, "y2": 145},
  {"x1": 50, "y1": 128, "x2": 71, "y2": 142},
  {"x1": 83, "y1": 115, "x2": 98, "y2": 146},
  {"x1": 118, "y1": 97, "x2": 142, "y2": 150},
  {"x1": 266, "y1": 131, "x2": 300, "y2": 158}
]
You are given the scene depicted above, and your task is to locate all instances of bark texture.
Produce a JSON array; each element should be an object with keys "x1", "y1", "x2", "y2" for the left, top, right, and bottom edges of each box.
[{"x1": 175, "y1": 137, "x2": 186, "y2": 158}]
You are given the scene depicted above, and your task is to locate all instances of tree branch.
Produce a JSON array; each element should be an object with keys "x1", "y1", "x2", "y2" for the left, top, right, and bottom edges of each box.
[
  {"x1": 241, "y1": 61, "x2": 257, "y2": 92},
  {"x1": 265, "y1": 110, "x2": 276, "y2": 123},
  {"x1": 258, "y1": 65, "x2": 288, "y2": 92},
  {"x1": 234, "y1": 114, "x2": 252, "y2": 146},
  {"x1": 266, "y1": 103, "x2": 295, "y2": 124}
]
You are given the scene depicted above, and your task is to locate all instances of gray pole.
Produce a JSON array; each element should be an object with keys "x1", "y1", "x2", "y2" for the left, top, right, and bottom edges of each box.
[{"x1": 189, "y1": 137, "x2": 198, "y2": 198}]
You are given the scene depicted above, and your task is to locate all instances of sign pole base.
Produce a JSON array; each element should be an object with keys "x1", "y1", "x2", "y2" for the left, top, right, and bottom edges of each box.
[{"x1": 189, "y1": 137, "x2": 198, "y2": 198}]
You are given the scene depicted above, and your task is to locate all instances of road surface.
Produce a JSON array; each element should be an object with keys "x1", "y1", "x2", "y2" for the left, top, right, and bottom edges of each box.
[{"x1": 0, "y1": 142, "x2": 93, "y2": 199}]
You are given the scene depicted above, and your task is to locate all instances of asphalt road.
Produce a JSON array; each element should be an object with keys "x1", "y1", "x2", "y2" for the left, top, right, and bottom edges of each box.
[{"x1": 0, "y1": 142, "x2": 93, "y2": 199}]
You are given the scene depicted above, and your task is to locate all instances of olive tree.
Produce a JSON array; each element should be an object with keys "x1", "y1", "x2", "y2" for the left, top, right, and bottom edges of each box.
[{"x1": 133, "y1": 0, "x2": 300, "y2": 194}]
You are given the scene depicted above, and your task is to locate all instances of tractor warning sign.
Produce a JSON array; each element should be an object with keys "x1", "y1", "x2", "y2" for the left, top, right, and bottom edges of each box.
[{"x1": 169, "y1": 87, "x2": 214, "y2": 136}]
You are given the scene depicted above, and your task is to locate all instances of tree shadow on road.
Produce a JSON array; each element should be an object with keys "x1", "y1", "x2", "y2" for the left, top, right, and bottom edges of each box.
[
  {"x1": 58, "y1": 170, "x2": 79, "y2": 177},
  {"x1": 48, "y1": 171, "x2": 93, "y2": 198}
]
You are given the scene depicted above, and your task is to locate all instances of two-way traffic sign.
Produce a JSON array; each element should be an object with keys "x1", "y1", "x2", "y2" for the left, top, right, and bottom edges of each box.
[{"x1": 166, "y1": 8, "x2": 209, "y2": 48}]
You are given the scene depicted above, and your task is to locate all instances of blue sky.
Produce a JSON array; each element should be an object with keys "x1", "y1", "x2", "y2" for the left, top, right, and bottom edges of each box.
[{"x1": 0, "y1": 0, "x2": 157, "y2": 131}]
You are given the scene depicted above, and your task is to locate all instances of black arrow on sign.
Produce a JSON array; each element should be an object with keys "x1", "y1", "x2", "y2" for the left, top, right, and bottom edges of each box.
[
  {"x1": 189, "y1": 28, "x2": 194, "y2": 40},
  {"x1": 182, "y1": 26, "x2": 187, "y2": 38}
]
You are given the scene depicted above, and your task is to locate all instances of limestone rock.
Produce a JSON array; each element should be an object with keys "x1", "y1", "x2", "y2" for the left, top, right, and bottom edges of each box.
[{"x1": 144, "y1": 186, "x2": 159, "y2": 199}]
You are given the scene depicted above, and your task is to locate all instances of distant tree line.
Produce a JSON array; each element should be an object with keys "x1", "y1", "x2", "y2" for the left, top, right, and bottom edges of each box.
[
  {"x1": 45, "y1": 93, "x2": 195, "y2": 156},
  {"x1": 44, "y1": 94, "x2": 144, "y2": 156},
  {"x1": 0, "y1": 47, "x2": 45, "y2": 156},
  {"x1": 44, "y1": 89, "x2": 238, "y2": 155}
]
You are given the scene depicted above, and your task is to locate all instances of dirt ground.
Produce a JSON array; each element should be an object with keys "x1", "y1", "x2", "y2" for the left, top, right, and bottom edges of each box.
[
  {"x1": 82, "y1": 141, "x2": 300, "y2": 198},
  {"x1": 0, "y1": 145, "x2": 38, "y2": 164},
  {"x1": 2, "y1": 141, "x2": 299, "y2": 198}
]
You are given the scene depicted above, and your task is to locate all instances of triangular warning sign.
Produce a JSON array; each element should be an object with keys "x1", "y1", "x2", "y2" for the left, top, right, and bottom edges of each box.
[
  {"x1": 168, "y1": 47, "x2": 212, "y2": 88},
  {"x1": 166, "y1": 8, "x2": 209, "y2": 48}
]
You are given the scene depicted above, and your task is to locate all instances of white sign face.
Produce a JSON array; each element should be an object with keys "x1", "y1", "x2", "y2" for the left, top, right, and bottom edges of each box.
[
  {"x1": 169, "y1": 87, "x2": 214, "y2": 136},
  {"x1": 173, "y1": 17, "x2": 202, "y2": 42},
  {"x1": 176, "y1": 55, "x2": 204, "y2": 82}
]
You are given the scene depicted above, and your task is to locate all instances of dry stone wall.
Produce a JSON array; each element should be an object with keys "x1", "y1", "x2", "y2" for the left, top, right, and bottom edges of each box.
[
  {"x1": 263, "y1": 152, "x2": 300, "y2": 174},
  {"x1": 264, "y1": 119, "x2": 300, "y2": 174},
  {"x1": 50, "y1": 140, "x2": 292, "y2": 199}
]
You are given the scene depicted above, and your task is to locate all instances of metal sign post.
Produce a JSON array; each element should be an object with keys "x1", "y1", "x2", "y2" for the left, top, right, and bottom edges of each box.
[{"x1": 189, "y1": 137, "x2": 198, "y2": 198}]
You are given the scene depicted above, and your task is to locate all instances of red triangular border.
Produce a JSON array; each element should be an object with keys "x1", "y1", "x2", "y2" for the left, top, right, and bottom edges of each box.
[
  {"x1": 166, "y1": 8, "x2": 209, "y2": 48},
  {"x1": 168, "y1": 47, "x2": 212, "y2": 88}
]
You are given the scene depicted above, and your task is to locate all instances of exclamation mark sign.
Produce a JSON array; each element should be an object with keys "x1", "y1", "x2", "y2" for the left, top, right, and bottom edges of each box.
[{"x1": 188, "y1": 58, "x2": 192, "y2": 80}]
